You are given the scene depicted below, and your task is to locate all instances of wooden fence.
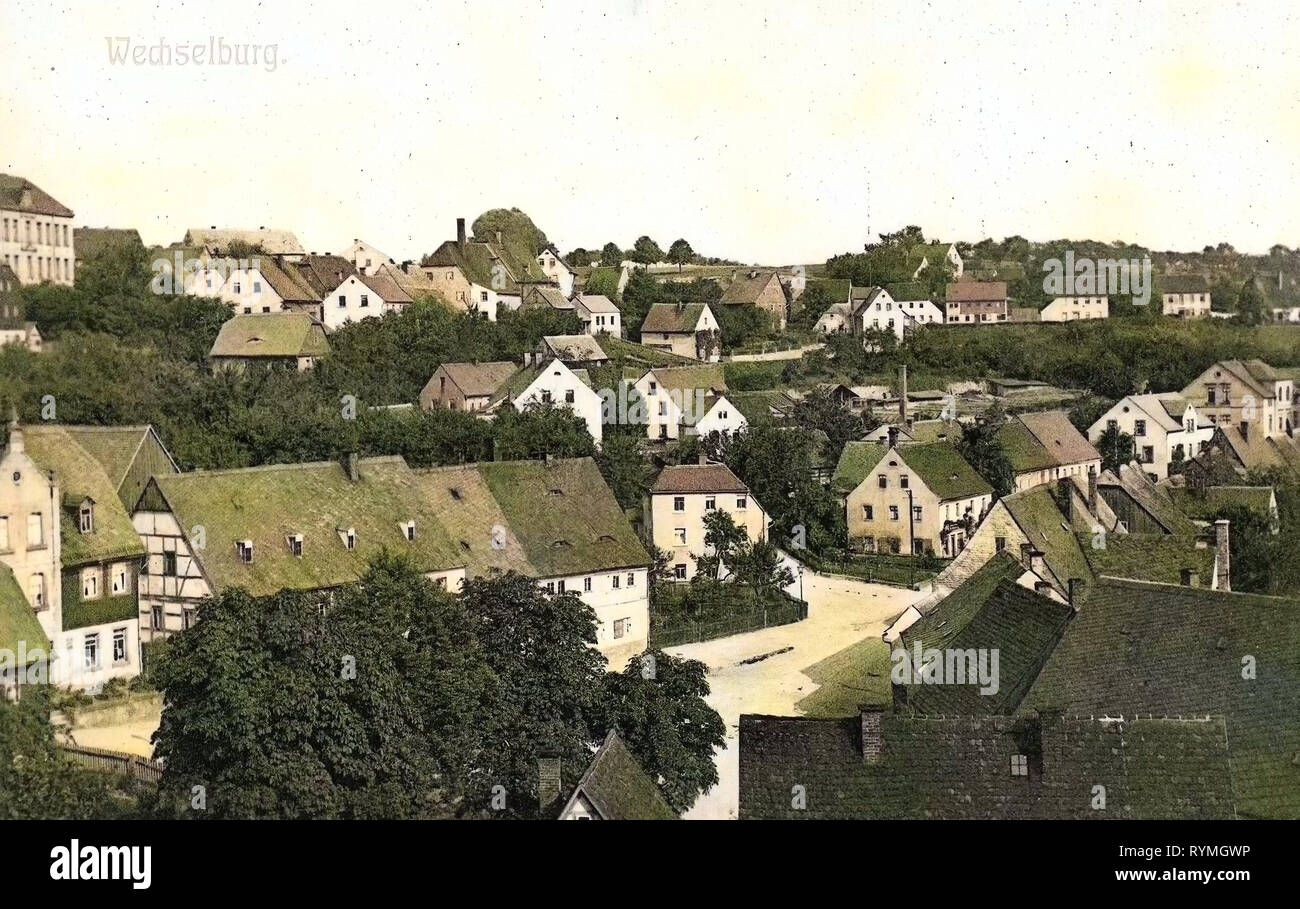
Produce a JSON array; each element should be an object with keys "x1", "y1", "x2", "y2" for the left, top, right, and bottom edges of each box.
[{"x1": 59, "y1": 744, "x2": 163, "y2": 785}]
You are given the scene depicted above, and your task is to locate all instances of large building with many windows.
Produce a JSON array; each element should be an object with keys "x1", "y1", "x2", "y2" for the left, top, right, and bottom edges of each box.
[{"x1": 0, "y1": 175, "x2": 75, "y2": 286}]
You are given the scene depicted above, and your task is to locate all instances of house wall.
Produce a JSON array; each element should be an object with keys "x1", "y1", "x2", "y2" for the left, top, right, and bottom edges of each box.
[
  {"x1": 844, "y1": 451, "x2": 990, "y2": 556},
  {"x1": 321, "y1": 275, "x2": 388, "y2": 330},
  {"x1": 1162, "y1": 291, "x2": 1211, "y2": 318},
  {"x1": 693, "y1": 398, "x2": 748, "y2": 438},
  {"x1": 648, "y1": 491, "x2": 767, "y2": 583},
  {"x1": 0, "y1": 442, "x2": 62, "y2": 640},
  {"x1": 1012, "y1": 459, "x2": 1101, "y2": 493},
  {"x1": 425, "y1": 266, "x2": 499, "y2": 321},
  {"x1": 944, "y1": 300, "x2": 1008, "y2": 323},
  {"x1": 1041, "y1": 296, "x2": 1109, "y2": 321},
  {"x1": 212, "y1": 265, "x2": 286, "y2": 314},
  {"x1": 1089, "y1": 397, "x2": 1214, "y2": 480},
  {"x1": 133, "y1": 508, "x2": 211, "y2": 641},
  {"x1": 514, "y1": 362, "x2": 604, "y2": 447},
  {"x1": 537, "y1": 253, "x2": 575, "y2": 297},
  {"x1": 1182, "y1": 364, "x2": 1292, "y2": 438},
  {"x1": 1, "y1": 209, "x2": 75, "y2": 286},
  {"x1": 539, "y1": 567, "x2": 649, "y2": 665},
  {"x1": 643, "y1": 330, "x2": 701, "y2": 359},
  {"x1": 1097, "y1": 487, "x2": 1166, "y2": 535},
  {"x1": 419, "y1": 368, "x2": 495, "y2": 413}
]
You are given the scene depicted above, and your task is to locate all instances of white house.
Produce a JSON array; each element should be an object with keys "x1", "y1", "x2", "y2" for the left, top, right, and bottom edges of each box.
[
  {"x1": 644, "y1": 461, "x2": 768, "y2": 583},
  {"x1": 1089, "y1": 393, "x2": 1217, "y2": 481},
  {"x1": 1161, "y1": 275, "x2": 1211, "y2": 318},
  {"x1": 0, "y1": 174, "x2": 75, "y2": 286},
  {"x1": 536, "y1": 247, "x2": 576, "y2": 297},
  {"x1": 511, "y1": 359, "x2": 604, "y2": 447},
  {"x1": 1041, "y1": 295, "x2": 1109, "y2": 322},
  {"x1": 342, "y1": 238, "x2": 393, "y2": 276},
  {"x1": 318, "y1": 272, "x2": 414, "y2": 330},
  {"x1": 910, "y1": 242, "x2": 963, "y2": 279},
  {"x1": 574, "y1": 294, "x2": 621, "y2": 336},
  {"x1": 639, "y1": 302, "x2": 721, "y2": 361},
  {"x1": 633, "y1": 364, "x2": 732, "y2": 441}
]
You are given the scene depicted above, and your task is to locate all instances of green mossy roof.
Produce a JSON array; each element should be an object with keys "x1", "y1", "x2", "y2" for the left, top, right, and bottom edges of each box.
[
  {"x1": 900, "y1": 442, "x2": 992, "y2": 501},
  {"x1": 60, "y1": 426, "x2": 152, "y2": 494},
  {"x1": 832, "y1": 441, "x2": 889, "y2": 493},
  {"x1": 0, "y1": 564, "x2": 47, "y2": 662},
  {"x1": 22, "y1": 427, "x2": 146, "y2": 566},
  {"x1": 565, "y1": 731, "x2": 678, "y2": 819},
  {"x1": 1003, "y1": 487, "x2": 1093, "y2": 591},
  {"x1": 1079, "y1": 533, "x2": 1215, "y2": 586},
  {"x1": 995, "y1": 421, "x2": 1057, "y2": 473},
  {"x1": 209, "y1": 312, "x2": 330, "y2": 360}
]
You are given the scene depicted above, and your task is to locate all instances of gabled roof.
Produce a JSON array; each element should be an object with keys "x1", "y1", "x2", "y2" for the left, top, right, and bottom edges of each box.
[
  {"x1": 356, "y1": 270, "x2": 414, "y2": 304},
  {"x1": 146, "y1": 456, "x2": 465, "y2": 596},
  {"x1": 542, "y1": 334, "x2": 608, "y2": 363},
  {"x1": 417, "y1": 458, "x2": 649, "y2": 578},
  {"x1": 883, "y1": 281, "x2": 933, "y2": 302},
  {"x1": 1002, "y1": 486, "x2": 1093, "y2": 592},
  {"x1": 292, "y1": 254, "x2": 357, "y2": 297},
  {"x1": 1079, "y1": 531, "x2": 1215, "y2": 587},
  {"x1": 739, "y1": 712, "x2": 1234, "y2": 819},
  {"x1": 0, "y1": 174, "x2": 73, "y2": 218},
  {"x1": 74, "y1": 227, "x2": 142, "y2": 258},
  {"x1": 832, "y1": 441, "x2": 890, "y2": 493},
  {"x1": 1116, "y1": 392, "x2": 1192, "y2": 433},
  {"x1": 1024, "y1": 576, "x2": 1300, "y2": 819},
  {"x1": 945, "y1": 281, "x2": 1007, "y2": 303},
  {"x1": 574, "y1": 293, "x2": 619, "y2": 314},
  {"x1": 898, "y1": 551, "x2": 1073, "y2": 715},
  {"x1": 728, "y1": 389, "x2": 796, "y2": 423},
  {"x1": 436, "y1": 361, "x2": 520, "y2": 399},
  {"x1": 1160, "y1": 274, "x2": 1209, "y2": 294},
  {"x1": 640, "y1": 302, "x2": 711, "y2": 334},
  {"x1": 898, "y1": 442, "x2": 992, "y2": 501},
  {"x1": 209, "y1": 312, "x2": 330, "y2": 360},
  {"x1": 255, "y1": 256, "x2": 320, "y2": 304},
  {"x1": 995, "y1": 420, "x2": 1058, "y2": 474},
  {"x1": 643, "y1": 364, "x2": 727, "y2": 396},
  {"x1": 373, "y1": 262, "x2": 444, "y2": 301},
  {"x1": 560, "y1": 730, "x2": 678, "y2": 820},
  {"x1": 521, "y1": 284, "x2": 574, "y2": 310},
  {"x1": 651, "y1": 462, "x2": 749, "y2": 495},
  {"x1": 0, "y1": 564, "x2": 47, "y2": 662},
  {"x1": 720, "y1": 269, "x2": 781, "y2": 304},
  {"x1": 1098, "y1": 463, "x2": 1202, "y2": 535},
  {"x1": 1167, "y1": 485, "x2": 1277, "y2": 521},
  {"x1": 59, "y1": 425, "x2": 177, "y2": 502},
  {"x1": 21, "y1": 426, "x2": 149, "y2": 566},
  {"x1": 184, "y1": 227, "x2": 304, "y2": 256},
  {"x1": 1014, "y1": 411, "x2": 1100, "y2": 467},
  {"x1": 1208, "y1": 359, "x2": 1281, "y2": 400}
]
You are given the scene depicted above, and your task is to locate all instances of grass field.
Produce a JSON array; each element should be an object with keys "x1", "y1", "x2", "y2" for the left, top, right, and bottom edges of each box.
[{"x1": 795, "y1": 635, "x2": 893, "y2": 717}]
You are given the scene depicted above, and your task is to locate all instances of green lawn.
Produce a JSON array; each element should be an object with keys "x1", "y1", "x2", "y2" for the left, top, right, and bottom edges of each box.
[{"x1": 796, "y1": 636, "x2": 893, "y2": 718}]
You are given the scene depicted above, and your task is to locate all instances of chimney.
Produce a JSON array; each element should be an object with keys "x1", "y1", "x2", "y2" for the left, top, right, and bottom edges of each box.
[
  {"x1": 456, "y1": 217, "x2": 466, "y2": 250},
  {"x1": 899, "y1": 365, "x2": 908, "y2": 425},
  {"x1": 1087, "y1": 468, "x2": 1098, "y2": 512},
  {"x1": 344, "y1": 451, "x2": 359, "y2": 482},
  {"x1": 698, "y1": 453, "x2": 709, "y2": 466},
  {"x1": 1020, "y1": 541, "x2": 1034, "y2": 563},
  {"x1": 1034, "y1": 580, "x2": 1054, "y2": 596},
  {"x1": 495, "y1": 230, "x2": 503, "y2": 245},
  {"x1": 860, "y1": 705, "x2": 885, "y2": 764},
  {"x1": 1067, "y1": 577, "x2": 1084, "y2": 607},
  {"x1": 1028, "y1": 549, "x2": 1045, "y2": 576},
  {"x1": 1057, "y1": 477, "x2": 1074, "y2": 522},
  {"x1": 1180, "y1": 567, "x2": 1199, "y2": 587},
  {"x1": 537, "y1": 757, "x2": 562, "y2": 815},
  {"x1": 887, "y1": 426, "x2": 900, "y2": 449},
  {"x1": 1214, "y1": 519, "x2": 1231, "y2": 591}
]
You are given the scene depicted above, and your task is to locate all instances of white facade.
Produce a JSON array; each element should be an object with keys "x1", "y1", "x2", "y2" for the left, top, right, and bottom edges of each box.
[
  {"x1": 647, "y1": 486, "x2": 767, "y2": 583},
  {"x1": 320, "y1": 274, "x2": 393, "y2": 330},
  {"x1": 539, "y1": 567, "x2": 648, "y2": 666},
  {"x1": 1, "y1": 208, "x2": 75, "y2": 286},
  {"x1": 537, "y1": 250, "x2": 575, "y2": 297},
  {"x1": 693, "y1": 395, "x2": 748, "y2": 438},
  {"x1": 200, "y1": 263, "x2": 286, "y2": 314},
  {"x1": 1088, "y1": 394, "x2": 1214, "y2": 481},
  {"x1": 574, "y1": 294, "x2": 621, "y2": 337},
  {"x1": 343, "y1": 239, "x2": 392, "y2": 276},
  {"x1": 513, "y1": 360, "x2": 604, "y2": 447},
  {"x1": 1041, "y1": 295, "x2": 1109, "y2": 322}
]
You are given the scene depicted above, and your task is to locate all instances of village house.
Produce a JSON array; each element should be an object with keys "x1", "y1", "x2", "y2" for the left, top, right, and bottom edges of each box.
[
  {"x1": 507, "y1": 357, "x2": 604, "y2": 447},
  {"x1": 1088, "y1": 392, "x2": 1214, "y2": 480},
  {"x1": 1040, "y1": 294, "x2": 1108, "y2": 321},
  {"x1": 342, "y1": 238, "x2": 392, "y2": 276},
  {"x1": 520, "y1": 284, "x2": 575, "y2": 313},
  {"x1": 834, "y1": 434, "x2": 993, "y2": 557},
  {"x1": 422, "y1": 218, "x2": 553, "y2": 321},
  {"x1": 995, "y1": 411, "x2": 1101, "y2": 493},
  {"x1": 944, "y1": 281, "x2": 1008, "y2": 324},
  {"x1": 536, "y1": 247, "x2": 576, "y2": 297},
  {"x1": 1161, "y1": 274, "x2": 1211, "y2": 318},
  {"x1": 908, "y1": 242, "x2": 963, "y2": 279},
  {"x1": 552, "y1": 730, "x2": 677, "y2": 819},
  {"x1": 0, "y1": 174, "x2": 75, "y2": 286},
  {"x1": 419, "y1": 361, "x2": 520, "y2": 412},
  {"x1": 883, "y1": 282, "x2": 945, "y2": 326},
  {"x1": 633, "y1": 364, "x2": 744, "y2": 441},
  {"x1": 539, "y1": 334, "x2": 609, "y2": 368},
  {"x1": 208, "y1": 312, "x2": 330, "y2": 373},
  {"x1": 317, "y1": 270, "x2": 414, "y2": 330},
  {"x1": 720, "y1": 269, "x2": 788, "y2": 330},
  {"x1": 573, "y1": 293, "x2": 621, "y2": 336},
  {"x1": 183, "y1": 226, "x2": 305, "y2": 261},
  {"x1": 639, "y1": 302, "x2": 721, "y2": 361},
  {"x1": 850, "y1": 286, "x2": 902, "y2": 339},
  {"x1": 414, "y1": 458, "x2": 651, "y2": 665},
  {"x1": 1181, "y1": 359, "x2": 1295, "y2": 438},
  {"x1": 645, "y1": 460, "x2": 768, "y2": 583}
]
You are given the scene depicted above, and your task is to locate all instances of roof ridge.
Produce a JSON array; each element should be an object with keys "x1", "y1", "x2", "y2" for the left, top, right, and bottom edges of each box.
[{"x1": 159, "y1": 455, "x2": 406, "y2": 480}]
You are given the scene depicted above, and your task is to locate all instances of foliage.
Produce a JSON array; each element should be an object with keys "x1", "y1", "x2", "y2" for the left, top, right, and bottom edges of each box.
[{"x1": 1095, "y1": 424, "x2": 1136, "y2": 475}]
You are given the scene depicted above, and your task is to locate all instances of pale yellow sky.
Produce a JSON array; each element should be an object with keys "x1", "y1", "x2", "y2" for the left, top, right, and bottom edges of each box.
[{"x1": 3, "y1": 0, "x2": 1299, "y2": 263}]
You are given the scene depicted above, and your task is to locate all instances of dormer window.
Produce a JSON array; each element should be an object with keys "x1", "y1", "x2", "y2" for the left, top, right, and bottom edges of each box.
[
  {"x1": 402, "y1": 521, "x2": 416, "y2": 542},
  {"x1": 78, "y1": 498, "x2": 94, "y2": 534},
  {"x1": 237, "y1": 540, "x2": 254, "y2": 563},
  {"x1": 339, "y1": 527, "x2": 357, "y2": 550},
  {"x1": 288, "y1": 534, "x2": 303, "y2": 557}
]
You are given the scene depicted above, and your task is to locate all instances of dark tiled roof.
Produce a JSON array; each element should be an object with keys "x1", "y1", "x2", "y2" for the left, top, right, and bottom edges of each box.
[
  {"x1": 651, "y1": 463, "x2": 749, "y2": 494},
  {"x1": 560, "y1": 730, "x2": 678, "y2": 820},
  {"x1": 738, "y1": 712, "x2": 1234, "y2": 819},
  {"x1": 438, "y1": 361, "x2": 520, "y2": 398},
  {"x1": 293, "y1": 254, "x2": 357, "y2": 297},
  {"x1": 1016, "y1": 411, "x2": 1100, "y2": 467},
  {"x1": 1160, "y1": 274, "x2": 1209, "y2": 295},
  {"x1": 641, "y1": 302, "x2": 710, "y2": 333},
  {"x1": 946, "y1": 281, "x2": 1007, "y2": 303},
  {"x1": 0, "y1": 174, "x2": 74, "y2": 218},
  {"x1": 1025, "y1": 576, "x2": 1300, "y2": 819}
]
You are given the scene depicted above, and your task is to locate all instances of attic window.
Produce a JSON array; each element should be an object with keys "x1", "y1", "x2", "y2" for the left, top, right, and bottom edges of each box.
[
  {"x1": 596, "y1": 534, "x2": 616, "y2": 543},
  {"x1": 78, "y1": 500, "x2": 94, "y2": 534},
  {"x1": 459, "y1": 540, "x2": 471, "y2": 551},
  {"x1": 552, "y1": 539, "x2": 572, "y2": 549},
  {"x1": 339, "y1": 527, "x2": 357, "y2": 550},
  {"x1": 549, "y1": 488, "x2": 564, "y2": 497},
  {"x1": 237, "y1": 540, "x2": 254, "y2": 564},
  {"x1": 288, "y1": 533, "x2": 303, "y2": 557},
  {"x1": 449, "y1": 487, "x2": 462, "y2": 501},
  {"x1": 1010, "y1": 754, "x2": 1029, "y2": 777},
  {"x1": 402, "y1": 520, "x2": 416, "y2": 542}
]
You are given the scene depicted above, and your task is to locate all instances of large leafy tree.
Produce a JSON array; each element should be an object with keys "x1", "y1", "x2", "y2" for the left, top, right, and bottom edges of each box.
[
  {"x1": 630, "y1": 235, "x2": 665, "y2": 265},
  {"x1": 1095, "y1": 424, "x2": 1136, "y2": 475},
  {"x1": 956, "y1": 418, "x2": 1016, "y2": 498},
  {"x1": 494, "y1": 402, "x2": 596, "y2": 461},
  {"x1": 667, "y1": 238, "x2": 695, "y2": 271}
]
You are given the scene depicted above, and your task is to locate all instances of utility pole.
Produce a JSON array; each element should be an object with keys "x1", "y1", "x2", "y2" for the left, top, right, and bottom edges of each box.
[{"x1": 907, "y1": 487, "x2": 915, "y2": 556}]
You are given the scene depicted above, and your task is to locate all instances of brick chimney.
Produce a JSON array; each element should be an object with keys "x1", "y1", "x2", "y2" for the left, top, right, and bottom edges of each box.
[
  {"x1": 1180, "y1": 567, "x2": 1199, "y2": 587},
  {"x1": 1214, "y1": 519, "x2": 1231, "y2": 591},
  {"x1": 1057, "y1": 477, "x2": 1074, "y2": 522},
  {"x1": 887, "y1": 425, "x2": 900, "y2": 449},
  {"x1": 860, "y1": 705, "x2": 885, "y2": 764},
  {"x1": 537, "y1": 757, "x2": 562, "y2": 815},
  {"x1": 456, "y1": 217, "x2": 466, "y2": 250},
  {"x1": 899, "y1": 365, "x2": 908, "y2": 425},
  {"x1": 344, "y1": 451, "x2": 359, "y2": 482},
  {"x1": 1028, "y1": 548, "x2": 1045, "y2": 576}
]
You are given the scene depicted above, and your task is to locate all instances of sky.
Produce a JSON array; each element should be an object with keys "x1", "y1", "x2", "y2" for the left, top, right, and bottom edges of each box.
[{"x1": 3, "y1": 0, "x2": 1300, "y2": 264}]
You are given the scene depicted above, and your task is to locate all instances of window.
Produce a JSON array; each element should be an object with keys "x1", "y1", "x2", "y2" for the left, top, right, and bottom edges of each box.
[
  {"x1": 81, "y1": 567, "x2": 100, "y2": 600},
  {"x1": 900, "y1": 475, "x2": 909, "y2": 489},
  {"x1": 163, "y1": 551, "x2": 178, "y2": 576},
  {"x1": 1142, "y1": 446, "x2": 1154, "y2": 464},
  {"x1": 995, "y1": 536, "x2": 1006, "y2": 552},
  {"x1": 565, "y1": 389, "x2": 575, "y2": 404},
  {"x1": 674, "y1": 563, "x2": 687, "y2": 580},
  {"x1": 545, "y1": 581, "x2": 555, "y2": 594},
  {"x1": 1134, "y1": 419, "x2": 1146, "y2": 437},
  {"x1": 151, "y1": 605, "x2": 164, "y2": 631},
  {"x1": 112, "y1": 628, "x2": 128, "y2": 665},
  {"x1": 338, "y1": 295, "x2": 347, "y2": 307},
  {"x1": 79, "y1": 501, "x2": 94, "y2": 533},
  {"x1": 541, "y1": 390, "x2": 553, "y2": 404},
  {"x1": 613, "y1": 618, "x2": 627, "y2": 639},
  {"x1": 1205, "y1": 385, "x2": 1216, "y2": 405},
  {"x1": 253, "y1": 281, "x2": 262, "y2": 293},
  {"x1": 1011, "y1": 754, "x2": 1028, "y2": 777},
  {"x1": 0, "y1": 516, "x2": 8, "y2": 550},
  {"x1": 583, "y1": 576, "x2": 592, "y2": 592},
  {"x1": 111, "y1": 564, "x2": 128, "y2": 594},
  {"x1": 405, "y1": 522, "x2": 416, "y2": 542},
  {"x1": 863, "y1": 504, "x2": 874, "y2": 520},
  {"x1": 28, "y1": 573, "x2": 45, "y2": 610},
  {"x1": 27, "y1": 512, "x2": 42, "y2": 547},
  {"x1": 612, "y1": 574, "x2": 621, "y2": 589},
  {"x1": 290, "y1": 535, "x2": 303, "y2": 556},
  {"x1": 345, "y1": 529, "x2": 356, "y2": 550},
  {"x1": 674, "y1": 528, "x2": 687, "y2": 545},
  {"x1": 233, "y1": 282, "x2": 241, "y2": 294},
  {"x1": 183, "y1": 607, "x2": 196, "y2": 630},
  {"x1": 889, "y1": 505, "x2": 900, "y2": 521},
  {"x1": 84, "y1": 634, "x2": 100, "y2": 670},
  {"x1": 705, "y1": 496, "x2": 716, "y2": 511},
  {"x1": 736, "y1": 497, "x2": 747, "y2": 509},
  {"x1": 238, "y1": 540, "x2": 254, "y2": 563},
  {"x1": 673, "y1": 496, "x2": 685, "y2": 512},
  {"x1": 360, "y1": 294, "x2": 369, "y2": 308},
  {"x1": 913, "y1": 506, "x2": 923, "y2": 521},
  {"x1": 557, "y1": 580, "x2": 566, "y2": 593},
  {"x1": 878, "y1": 475, "x2": 888, "y2": 489},
  {"x1": 627, "y1": 572, "x2": 635, "y2": 587}
]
